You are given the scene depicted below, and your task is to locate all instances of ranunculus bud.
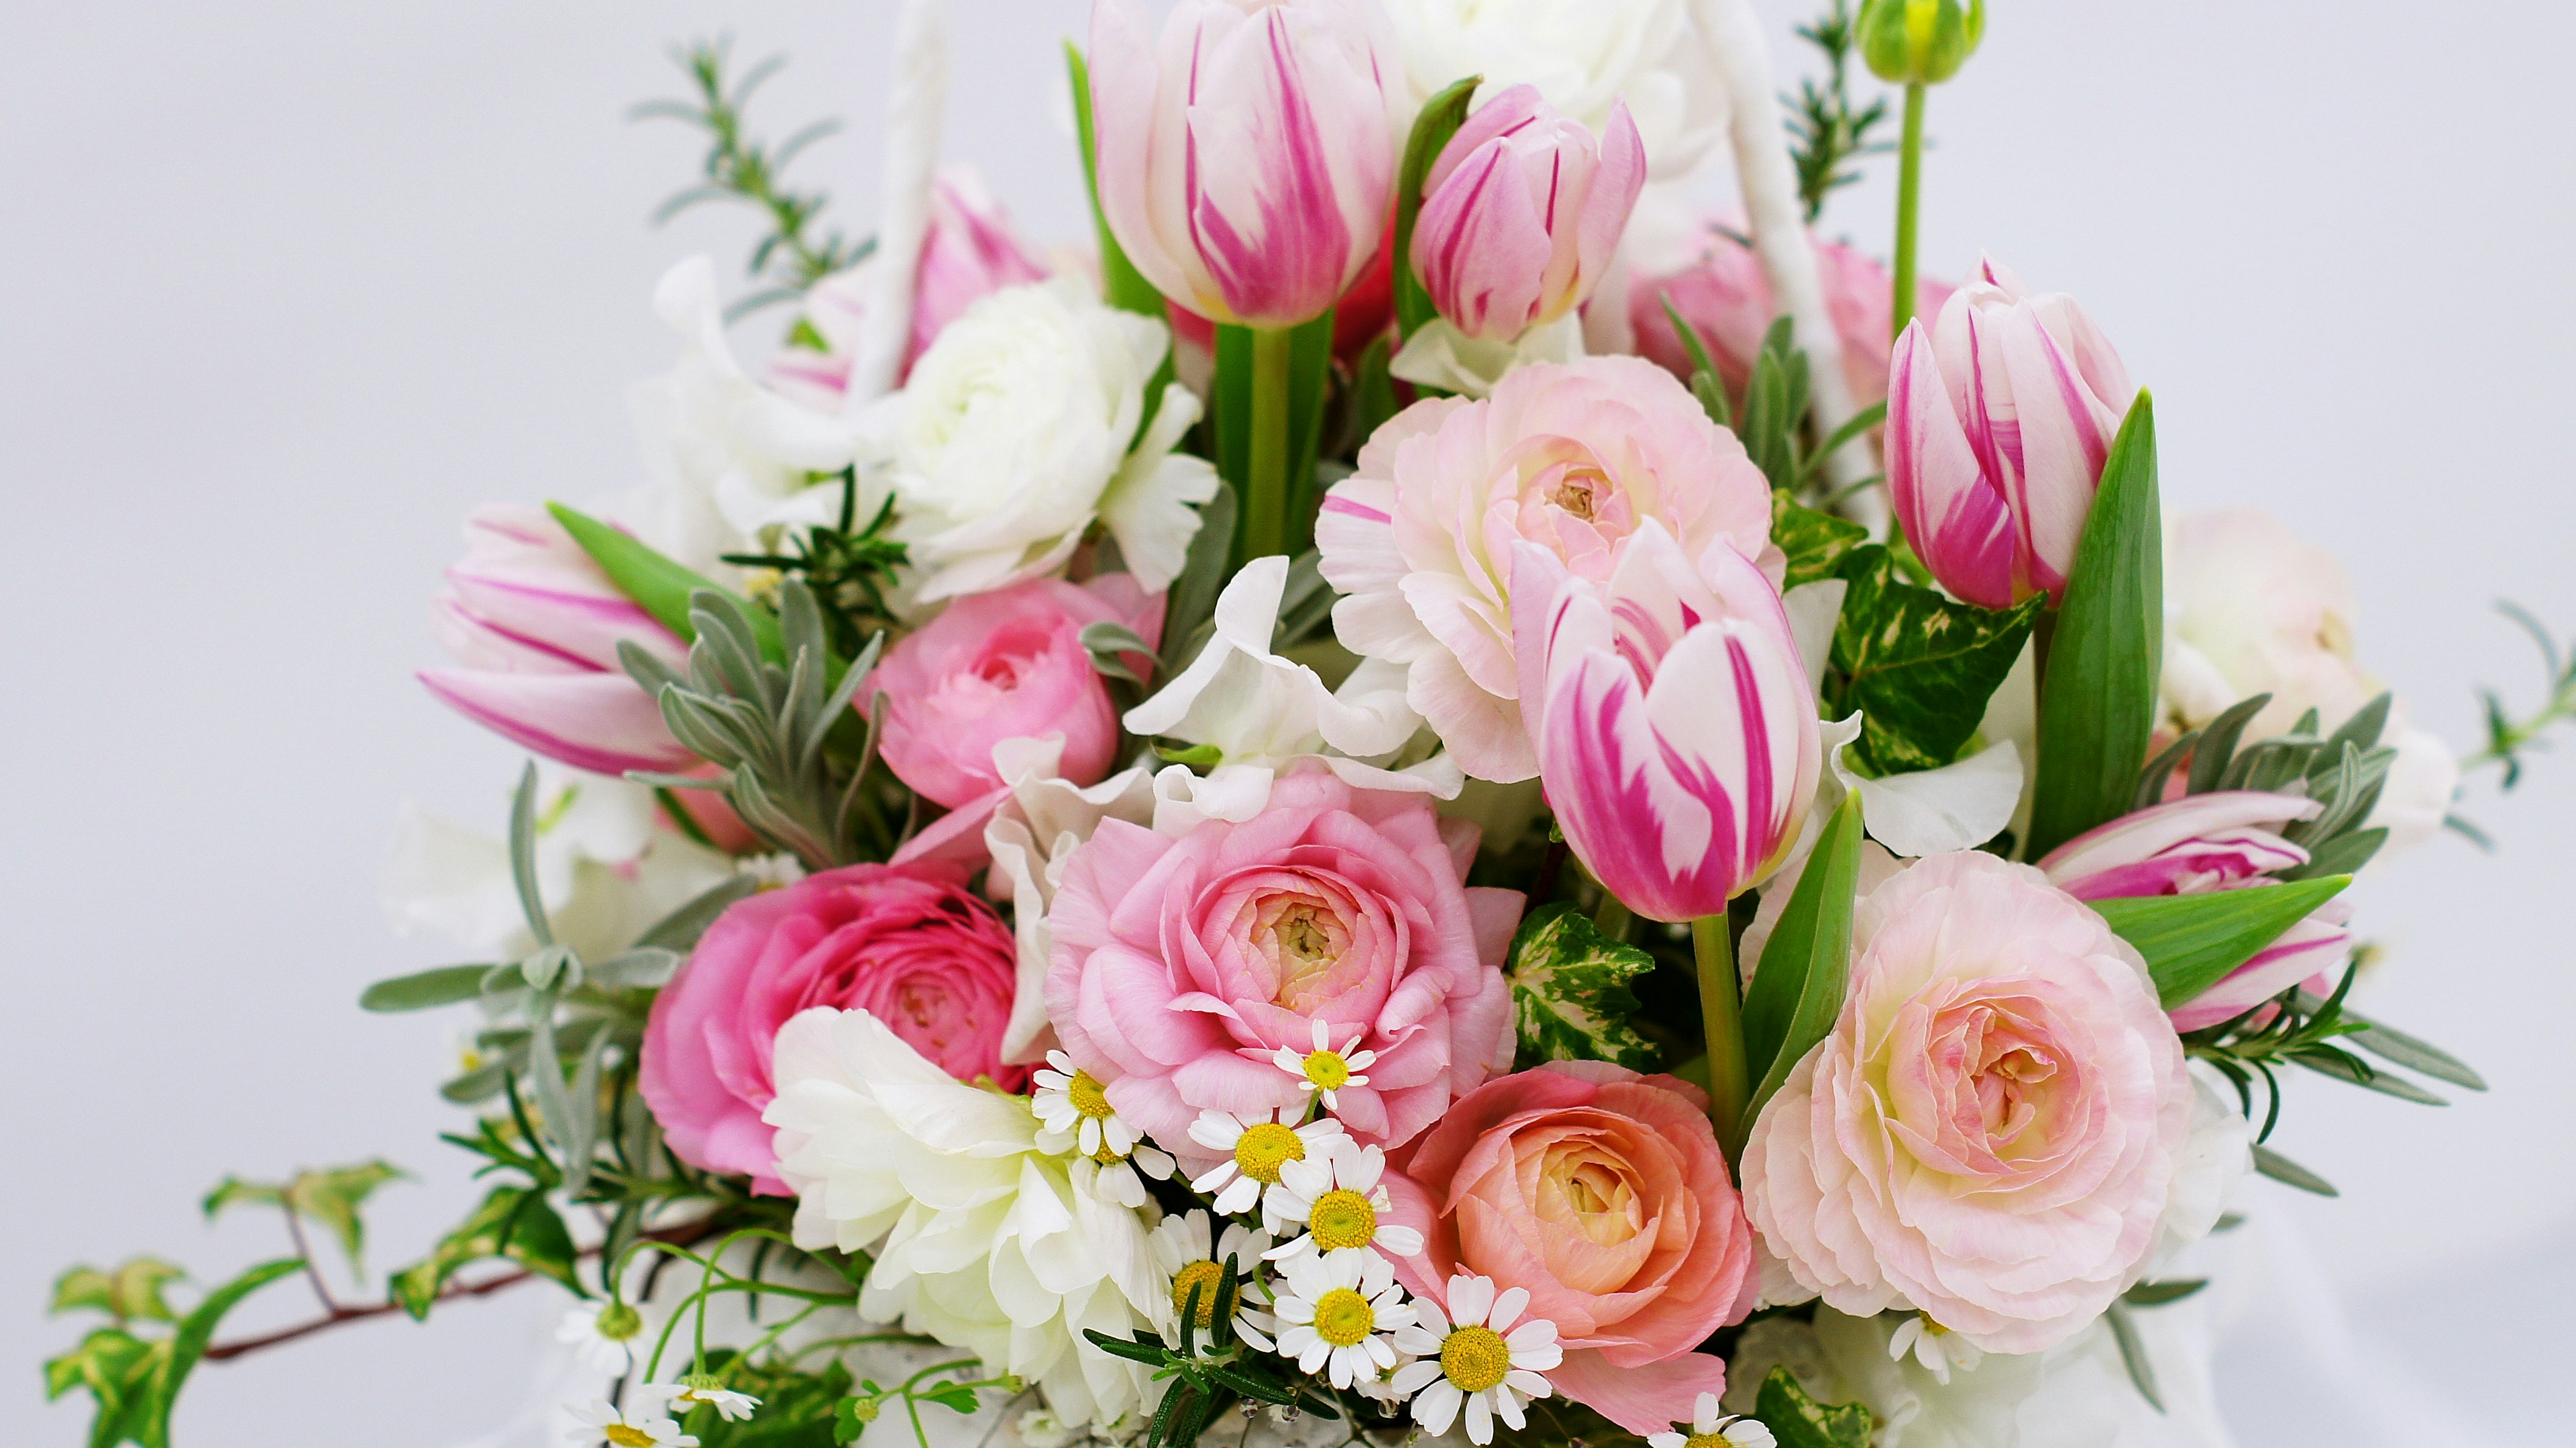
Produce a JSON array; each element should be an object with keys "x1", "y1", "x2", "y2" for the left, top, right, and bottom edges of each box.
[
  {"x1": 1087, "y1": 0, "x2": 1401, "y2": 329},
  {"x1": 1886, "y1": 258, "x2": 2136, "y2": 610},
  {"x1": 1856, "y1": 0, "x2": 1986, "y2": 86},
  {"x1": 1411, "y1": 85, "x2": 1646, "y2": 344}
]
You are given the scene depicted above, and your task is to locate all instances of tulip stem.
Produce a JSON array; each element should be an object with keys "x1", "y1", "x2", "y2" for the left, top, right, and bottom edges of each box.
[
  {"x1": 1693, "y1": 914, "x2": 1750, "y2": 1157},
  {"x1": 1891, "y1": 81, "x2": 1927, "y2": 339},
  {"x1": 1244, "y1": 326, "x2": 1294, "y2": 560}
]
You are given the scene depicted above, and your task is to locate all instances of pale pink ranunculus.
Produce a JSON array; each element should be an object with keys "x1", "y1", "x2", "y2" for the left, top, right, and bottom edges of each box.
[
  {"x1": 1631, "y1": 226, "x2": 1953, "y2": 409},
  {"x1": 418, "y1": 505, "x2": 697, "y2": 778},
  {"x1": 640, "y1": 860, "x2": 1025, "y2": 1194},
  {"x1": 1511, "y1": 521, "x2": 1821, "y2": 922},
  {"x1": 1042, "y1": 769, "x2": 1521, "y2": 1152},
  {"x1": 1379, "y1": 1062, "x2": 1757, "y2": 1435},
  {"x1": 1316, "y1": 356, "x2": 1774, "y2": 782},
  {"x1": 1088, "y1": 0, "x2": 1401, "y2": 328},
  {"x1": 2040, "y1": 791, "x2": 2354, "y2": 1032},
  {"x1": 1743, "y1": 851, "x2": 2193, "y2": 1353},
  {"x1": 1411, "y1": 85, "x2": 1647, "y2": 344}
]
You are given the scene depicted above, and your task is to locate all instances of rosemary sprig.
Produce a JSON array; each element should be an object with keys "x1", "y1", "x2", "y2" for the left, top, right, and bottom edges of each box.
[{"x1": 1787, "y1": 1, "x2": 1897, "y2": 223}]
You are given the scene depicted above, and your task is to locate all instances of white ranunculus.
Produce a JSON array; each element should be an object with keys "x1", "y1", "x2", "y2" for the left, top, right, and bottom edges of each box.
[
  {"x1": 625, "y1": 257, "x2": 866, "y2": 574},
  {"x1": 765, "y1": 1007, "x2": 1163, "y2": 1429},
  {"x1": 867, "y1": 280, "x2": 1216, "y2": 605},
  {"x1": 980, "y1": 735, "x2": 1158, "y2": 1066},
  {"x1": 1381, "y1": 0, "x2": 1729, "y2": 177},
  {"x1": 1723, "y1": 1308, "x2": 2049, "y2": 1448}
]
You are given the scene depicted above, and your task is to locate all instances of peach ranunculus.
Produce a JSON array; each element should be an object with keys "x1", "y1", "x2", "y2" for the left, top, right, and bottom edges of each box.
[
  {"x1": 1379, "y1": 1062, "x2": 1758, "y2": 1435},
  {"x1": 1743, "y1": 851, "x2": 2194, "y2": 1354},
  {"x1": 1316, "y1": 356, "x2": 1774, "y2": 783},
  {"x1": 1042, "y1": 769, "x2": 1522, "y2": 1154}
]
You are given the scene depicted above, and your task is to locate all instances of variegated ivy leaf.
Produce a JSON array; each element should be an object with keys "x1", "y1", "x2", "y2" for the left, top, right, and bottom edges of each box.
[
  {"x1": 1504, "y1": 904, "x2": 1660, "y2": 1072},
  {"x1": 203, "y1": 1160, "x2": 409, "y2": 1272}
]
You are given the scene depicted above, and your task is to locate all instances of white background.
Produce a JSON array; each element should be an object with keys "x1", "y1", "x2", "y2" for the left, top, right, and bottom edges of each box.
[{"x1": 4, "y1": 2, "x2": 2571, "y2": 1443}]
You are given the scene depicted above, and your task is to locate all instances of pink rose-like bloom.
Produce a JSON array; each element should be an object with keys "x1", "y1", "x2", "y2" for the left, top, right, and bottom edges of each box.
[
  {"x1": 1631, "y1": 227, "x2": 1953, "y2": 409},
  {"x1": 1316, "y1": 356, "x2": 1774, "y2": 783},
  {"x1": 1412, "y1": 85, "x2": 1647, "y2": 344},
  {"x1": 1511, "y1": 521, "x2": 1821, "y2": 923},
  {"x1": 2041, "y1": 791, "x2": 2354, "y2": 1031},
  {"x1": 1379, "y1": 1062, "x2": 1757, "y2": 1435},
  {"x1": 1743, "y1": 851, "x2": 2194, "y2": 1353},
  {"x1": 1088, "y1": 0, "x2": 1400, "y2": 328},
  {"x1": 419, "y1": 505, "x2": 696, "y2": 778},
  {"x1": 641, "y1": 861, "x2": 1024, "y2": 1193},
  {"x1": 1887, "y1": 258, "x2": 2137, "y2": 610},
  {"x1": 1043, "y1": 770, "x2": 1521, "y2": 1151}
]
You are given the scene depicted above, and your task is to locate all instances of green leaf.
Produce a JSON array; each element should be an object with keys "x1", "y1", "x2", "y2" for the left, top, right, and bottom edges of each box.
[
  {"x1": 205, "y1": 1162, "x2": 409, "y2": 1272},
  {"x1": 1503, "y1": 904, "x2": 1661, "y2": 1071},
  {"x1": 2123, "y1": 1278, "x2": 2209, "y2": 1307},
  {"x1": 1796, "y1": 401, "x2": 1889, "y2": 486},
  {"x1": 2290, "y1": 1047, "x2": 2447, "y2": 1106},
  {"x1": 1658, "y1": 291, "x2": 1733, "y2": 429},
  {"x1": 391, "y1": 1186, "x2": 582, "y2": 1319},
  {"x1": 548, "y1": 503, "x2": 781, "y2": 659},
  {"x1": 1772, "y1": 489, "x2": 1869, "y2": 591},
  {"x1": 357, "y1": 964, "x2": 494, "y2": 1013},
  {"x1": 1741, "y1": 794, "x2": 1864, "y2": 1133},
  {"x1": 1754, "y1": 1365, "x2": 1872, "y2": 1448},
  {"x1": 1393, "y1": 76, "x2": 1482, "y2": 335},
  {"x1": 1065, "y1": 42, "x2": 1163, "y2": 321},
  {"x1": 1159, "y1": 481, "x2": 1239, "y2": 683},
  {"x1": 2104, "y1": 1302, "x2": 2164, "y2": 1414},
  {"x1": 634, "y1": 875, "x2": 761, "y2": 954},
  {"x1": 2029, "y1": 391, "x2": 2163, "y2": 858},
  {"x1": 2251, "y1": 1142, "x2": 2339, "y2": 1197},
  {"x1": 43, "y1": 1325, "x2": 161, "y2": 1448},
  {"x1": 507, "y1": 762, "x2": 555, "y2": 949},
  {"x1": 1829, "y1": 544, "x2": 2045, "y2": 773},
  {"x1": 2290, "y1": 990, "x2": 2487, "y2": 1090},
  {"x1": 2086, "y1": 875, "x2": 2350, "y2": 1009},
  {"x1": 139, "y1": 1258, "x2": 304, "y2": 1447},
  {"x1": 1350, "y1": 333, "x2": 1399, "y2": 444},
  {"x1": 51, "y1": 1260, "x2": 186, "y2": 1325}
]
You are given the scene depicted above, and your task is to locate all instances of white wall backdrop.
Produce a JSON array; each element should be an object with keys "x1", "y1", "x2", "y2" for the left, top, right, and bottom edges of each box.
[{"x1": 4, "y1": 2, "x2": 2570, "y2": 1444}]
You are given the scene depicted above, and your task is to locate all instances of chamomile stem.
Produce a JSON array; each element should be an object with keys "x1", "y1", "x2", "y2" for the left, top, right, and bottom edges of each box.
[
  {"x1": 1244, "y1": 326, "x2": 1294, "y2": 560},
  {"x1": 1891, "y1": 81, "x2": 1927, "y2": 338},
  {"x1": 1693, "y1": 915, "x2": 1750, "y2": 1157}
]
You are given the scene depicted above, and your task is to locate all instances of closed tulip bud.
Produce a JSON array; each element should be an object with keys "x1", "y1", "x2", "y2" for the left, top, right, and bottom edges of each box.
[
  {"x1": 1886, "y1": 258, "x2": 2136, "y2": 610},
  {"x1": 1411, "y1": 85, "x2": 1647, "y2": 344},
  {"x1": 1511, "y1": 522, "x2": 1822, "y2": 923},
  {"x1": 1856, "y1": 0, "x2": 1986, "y2": 86},
  {"x1": 1087, "y1": 0, "x2": 1402, "y2": 329}
]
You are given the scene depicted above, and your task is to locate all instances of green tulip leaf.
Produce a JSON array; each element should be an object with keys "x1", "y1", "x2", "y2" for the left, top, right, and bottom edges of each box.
[
  {"x1": 1740, "y1": 794, "x2": 1866, "y2": 1139},
  {"x1": 2086, "y1": 874, "x2": 2350, "y2": 1009},
  {"x1": 1393, "y1": 75, "x2": 1482, "y2": 336}
]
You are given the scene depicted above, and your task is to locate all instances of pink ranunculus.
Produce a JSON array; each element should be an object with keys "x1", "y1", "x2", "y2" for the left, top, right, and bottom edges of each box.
[
  {"x1": 640, "y1": 860, "x2": 1025, "y2": 1193},
  {"x1": 1743, "y1": 851, "x2": 2194, "y2": 1354},
  {"x1": 2039, "y1": 791, "x2": 2355, "y2": 1031},
  {"x1": 1377, "y1": 1062, "x2": 1758, "y2": 1435},
  {"x1": 1316, "y1": 356, "x2": 1774, "y2": 782},
  {"x1": 1042, "y1": 769, "x2": 1521, "y2": 1153},
  {"x1": 1087, "y1": 0, "x2": 1401, "y2": 329},
  {"x1": 1631, "y1": 227, "x2": 1952, "y2": 411},
  {"x1": 418, "y1": 505, "x2": 697, "y2": 778},
  {"x1": 1412, "y1": 85, "x2": 1647, "y2": 344}
]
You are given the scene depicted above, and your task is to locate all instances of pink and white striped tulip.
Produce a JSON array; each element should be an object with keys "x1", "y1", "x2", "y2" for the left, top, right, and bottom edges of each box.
[
  {"x1": 1411, "y1": 85, "x2": 1646, "y2": 344},
  {"x1": 1087, "y1": 0, "x2": 1401, "y2": 329},
  {"x1": 418, "y1": 505, "x2": 697, "y2": 778},
  {"x1": 1886, "y1": 258, "x2": 2137, "y2": 610},
  {"x1": 1511, "y1": 521, "x2": 1821, "y2": 923},
  {"x1": 2039, "y1": 791, "x2": 2355, "y2": 1031}
]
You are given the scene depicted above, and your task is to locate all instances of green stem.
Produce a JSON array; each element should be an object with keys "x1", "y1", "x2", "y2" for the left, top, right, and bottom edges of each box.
[
  {"x1": 1244, "y1": 327, "x2": 1294, "y2": 560},
  {"x1": 1593, "y1": 896, "x2": 1635, "y2": 945},
  {"x1": 1693, "y1": 915, "x2": 1750, "y2": 1157},
  {"x1": 1891, "y1": 81, "x2": 1928, "y2": 339}
]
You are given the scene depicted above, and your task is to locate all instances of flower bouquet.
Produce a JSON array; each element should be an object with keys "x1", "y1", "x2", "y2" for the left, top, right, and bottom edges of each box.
[{"x1": 46, "y1": 2, "x2": 2576, "y2": 1447}]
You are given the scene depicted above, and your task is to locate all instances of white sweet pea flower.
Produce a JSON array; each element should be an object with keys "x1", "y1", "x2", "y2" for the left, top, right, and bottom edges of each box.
[
  {"x1": 865, "y1": 279, "x2": 1216, "y2": 603},
  {"x1": 1389, "y1": 313, "x2": 1586, "y2": 399}
]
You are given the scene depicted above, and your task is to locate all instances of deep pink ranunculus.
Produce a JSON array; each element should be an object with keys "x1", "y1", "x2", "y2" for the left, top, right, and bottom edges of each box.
[
  {"x1": 1042, "y1": 769, "x2": 1521, "y2": 1153},
  {"x1": 639, "y1": 861, "x2": 1024, "y2": 1193},
  {"x1": 1377, "y1": 1062, "x2": 1758, "y2": 1435}
]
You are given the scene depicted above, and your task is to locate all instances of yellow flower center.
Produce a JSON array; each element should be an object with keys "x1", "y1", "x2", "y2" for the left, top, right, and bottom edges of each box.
[
  {"x1": 1089, "y1": 1143, "x2": 1127, "y2": 1165},
  {"x1": 1171, "y1": 1260, "x2": 1226, "y2": 1326},
  {"x1": 1306, "y1": 1189, "x2": 1378, "y2": 1251},
  {"x1": 1301, "y1": 1049, "x2": 1351, "y2": 1091},
  {"x1": 1234, "y1": 1123, "x2": 1305, "y2": 1184},
  {"x1": 1067, "y1": 1070, "x2": 1115, "y2": 1120},
  {"x1": 1550, "y1": 467, "x2": 1607, "y2": 521},
  {"x1": 1440, "y1": 1325, "x2": 1512, "y2": 1393},
  {"x1": 1921, "y1": 1315, "x2": 1952, "y2": 1337},
  {"x1": 1684, "y1": 1434, "x2": 1729, "y2": 1448},
  {"x1": 1311, "y1": 1287, "x2": 1375, "y2": 1347},
  {"x1": 604, "y1": 1426, "x2": 657, "y2": 1448}
]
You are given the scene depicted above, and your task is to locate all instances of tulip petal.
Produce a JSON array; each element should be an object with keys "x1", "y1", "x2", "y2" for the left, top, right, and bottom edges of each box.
[
  {"x1": 418, "y1": 668, "x2": 696, "y2": 778},
  {"x1": 1888, "y1": 321, "x2": 2017, "y2": 610}
]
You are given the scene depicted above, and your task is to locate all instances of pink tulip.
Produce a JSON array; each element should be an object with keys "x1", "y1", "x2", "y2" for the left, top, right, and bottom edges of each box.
[
  {"x1": 1411, "y1": 85, "x2": 1646, "y2": 344},
  {"x1": 1886, "y1": 258, "x2": 2137, "y2": 610},
  {"x1": 1087, "y1": 0, "x2": 1399, "y2": 328},
  {"x1": 2039, "y1": 791, "x2": 2355, "y2": 1031},
  {"x1": 419, "y1": 505, "x2": 696, "y2": 778},
  {"x1": 1511, "y1": 521, "x2": 1821, "y2": 923}
]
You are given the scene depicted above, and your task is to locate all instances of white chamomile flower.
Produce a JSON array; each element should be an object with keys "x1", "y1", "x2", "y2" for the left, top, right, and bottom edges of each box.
[
  {"x1": 1388, "y1": 1274, "x2": 1562, "y2": 1446},
  {"x1": 1269, "y1": 1019, "x2": 1377, "y2": 1112},
  {"x1": 1271, "y1": 1247, "x2": 1416, "y2": 1390},
  {"x1": 1645, "y1": 1392, "x2": 1776, "y2": 1448},
  {"x1": 637, "y1": 1380, "x2": 762, "y2": 1423},
  {"x1": 1888, "y1": 1311, "x2": 1984, "y2": 1385},
  {"x1": 1151, "y1": 1209, "x2": 1279, "y2": 1349},
  {"x1": 555, "y1": 1300, "x2": 643, "y2": 1375},
  {"x1": 564, "y1": 1399, "x2": 698, "y2": 1447},
  {"x1": 1264, "y1": 1138, "x2": 1424, "y2": 1267},
  {"x1": 1034, "y1": 1051, "x2": 1177, "y2": 1207},
  {"x1": 1187, "y1": 1108, "x2": 1344, "y2": 1218}
]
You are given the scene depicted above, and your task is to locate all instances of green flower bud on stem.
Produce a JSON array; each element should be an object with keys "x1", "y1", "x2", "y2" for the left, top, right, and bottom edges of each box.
[
  {"x1": 596, "y1": 1301, "x2": 643, "y2": 1342},
  {"x1": 1857, "y1": 0, "x2": 1986, "y2": 85}
]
